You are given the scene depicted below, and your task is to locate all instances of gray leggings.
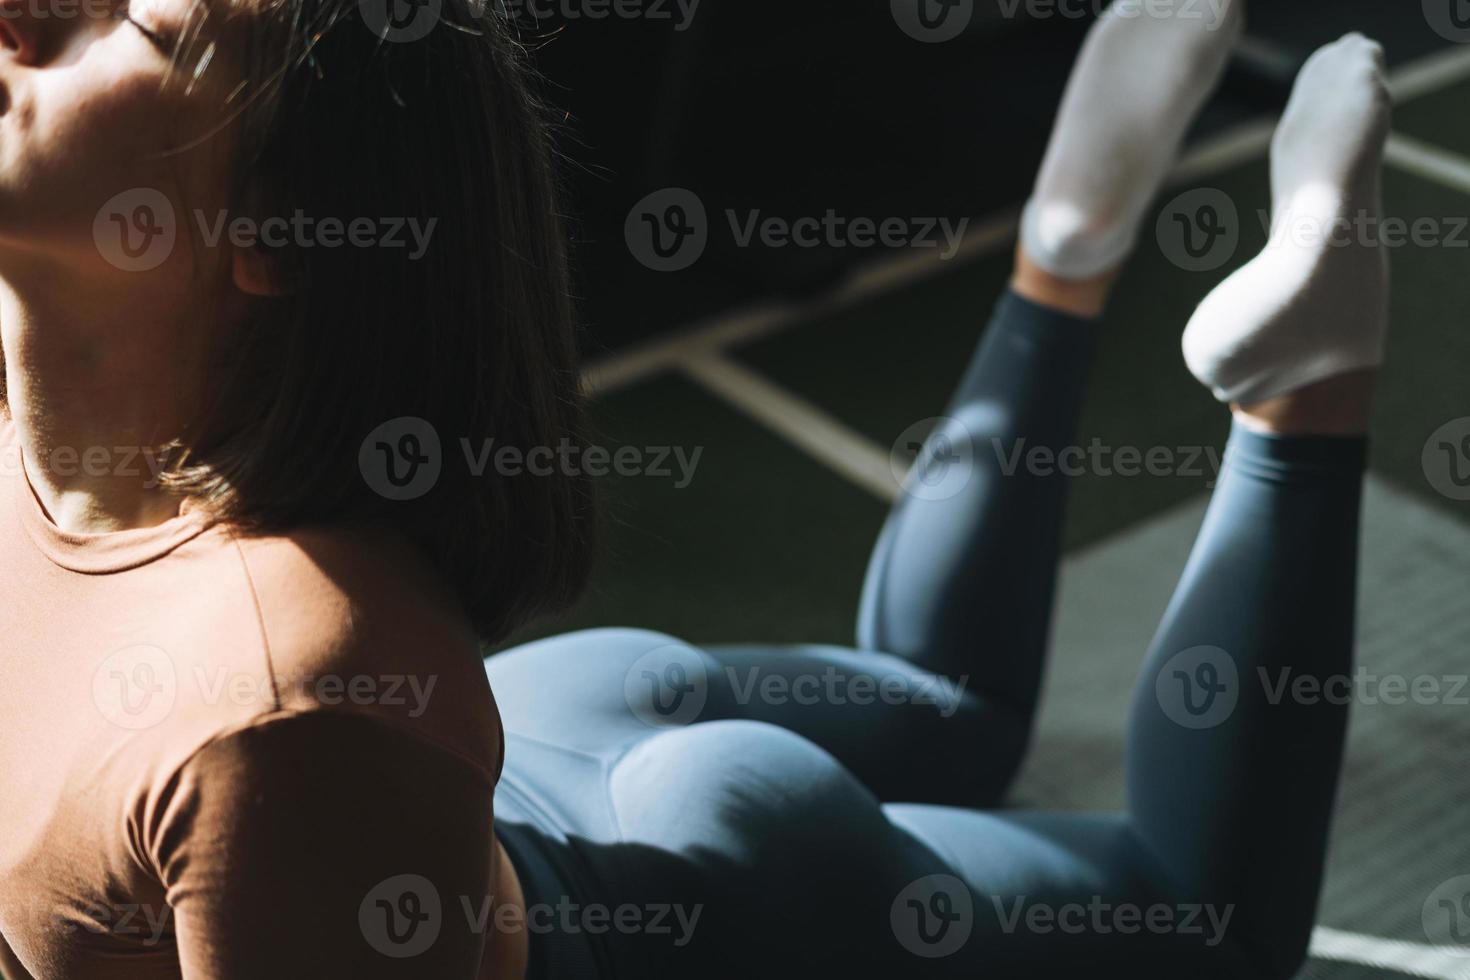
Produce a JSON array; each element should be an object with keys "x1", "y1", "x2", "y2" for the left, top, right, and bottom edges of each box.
[{"x1": 487, "y1": 289, "x2": 1366, "y2": 978}]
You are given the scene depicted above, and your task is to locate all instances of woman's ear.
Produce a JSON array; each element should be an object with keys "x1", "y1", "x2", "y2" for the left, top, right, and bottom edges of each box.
[
  {"x1": 230, "y1": 181, "x2": 290, "y2": 297},
  {"x1": 232, "y1": 244, "x2": 289, "y2": 297}
]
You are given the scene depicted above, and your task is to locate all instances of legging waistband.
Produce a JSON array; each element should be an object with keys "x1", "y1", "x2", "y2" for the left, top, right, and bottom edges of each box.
[{"x1": 495, "y1": 818, "x2": 605, "y2": 980}]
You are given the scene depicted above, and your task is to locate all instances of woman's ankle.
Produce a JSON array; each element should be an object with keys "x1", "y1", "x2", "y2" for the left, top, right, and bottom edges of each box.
[
  {"x1": 1232, "y1": 369, "x2": 1377, "y2": 437},
  {"x1": 1009, "y1": 244, "x2": 1118, "y2": 319}
]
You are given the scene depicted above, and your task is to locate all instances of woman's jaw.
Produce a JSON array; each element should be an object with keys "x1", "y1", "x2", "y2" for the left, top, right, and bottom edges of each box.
[{"x1": 0, "y1": 0, "x2": 259, "y2": 533}]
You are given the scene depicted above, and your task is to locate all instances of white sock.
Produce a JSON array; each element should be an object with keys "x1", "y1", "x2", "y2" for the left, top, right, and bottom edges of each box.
[
  {"x1": 1020, "y1": 0, "x2": 1244, "y2": 280},
  {"x1": 1182, "y1": 33, "x2": 1391, "y2": 405}
]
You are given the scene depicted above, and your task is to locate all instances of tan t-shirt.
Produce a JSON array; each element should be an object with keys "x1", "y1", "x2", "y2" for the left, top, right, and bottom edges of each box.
[{"x1": 0, "y1": 419, "x2": 526, "y2": 979}]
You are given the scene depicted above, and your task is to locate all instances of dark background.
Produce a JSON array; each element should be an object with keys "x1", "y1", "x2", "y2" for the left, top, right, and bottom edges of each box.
[{"x1": 526, "y1": 0, "x2": 1456, "y2": 354}]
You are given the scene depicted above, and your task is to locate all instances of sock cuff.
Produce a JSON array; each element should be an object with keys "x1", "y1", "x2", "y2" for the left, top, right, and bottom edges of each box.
[
  {"x1": 1019, "y1": 198, "x2": 1140, "y2": 282},
  {"x1": 1224, "y1": 420, "x2": 1369, "y2": 483}
]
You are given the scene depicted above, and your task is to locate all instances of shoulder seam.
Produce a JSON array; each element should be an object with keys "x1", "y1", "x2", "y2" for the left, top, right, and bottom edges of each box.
[{"x1": 225, "y1": 531, "x2": 284, "y2": 712}]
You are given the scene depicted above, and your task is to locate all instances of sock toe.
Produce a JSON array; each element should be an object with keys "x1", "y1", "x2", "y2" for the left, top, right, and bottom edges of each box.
[{"x1": 1183, "y1": 33, "x2": 1390, "y2": 405}]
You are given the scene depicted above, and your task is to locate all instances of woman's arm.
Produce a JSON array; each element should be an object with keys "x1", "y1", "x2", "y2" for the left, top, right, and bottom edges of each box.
[
  {"x1": 0, "y1": 930, "x2": 35, "y2": 980},
  {"x1": 151, "y1": 711, "x2": 500, "y2": 979}
]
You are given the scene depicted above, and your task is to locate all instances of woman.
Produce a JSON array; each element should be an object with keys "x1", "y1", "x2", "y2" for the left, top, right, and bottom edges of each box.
[{"x1": 0, "y1": 0, "x2": 1389, "y2": 975}]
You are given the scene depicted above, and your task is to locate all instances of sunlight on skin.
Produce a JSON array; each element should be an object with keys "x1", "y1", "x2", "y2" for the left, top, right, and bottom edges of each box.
[{"x1": 0, "y1": 0, "x2": 255, "y2": 532}]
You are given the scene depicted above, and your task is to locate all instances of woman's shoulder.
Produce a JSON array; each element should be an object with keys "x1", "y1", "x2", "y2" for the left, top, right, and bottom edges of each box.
[
  {"x1": 223, "y1": 522, "x2": 503, "y2": 774},
  {"x1": 230, "y1": 522, "x2": 473, "y2": 653}
]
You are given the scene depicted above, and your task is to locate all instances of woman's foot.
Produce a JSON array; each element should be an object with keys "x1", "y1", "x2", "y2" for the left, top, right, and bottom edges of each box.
[
  {"x1": 1017, "y1": 0, "x2": 1244, "y2": 291},
  {"x1": 1183, "y1": 33, "x2": 1391, "y2": 422}
]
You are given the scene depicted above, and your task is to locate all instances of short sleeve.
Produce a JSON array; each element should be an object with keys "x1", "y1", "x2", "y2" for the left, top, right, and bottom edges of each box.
[
  {"x1": 0, "y1": 930, "x2": 35, "y2": 980},
  {"x1": 149, "y1": 711, "x2": 498, "y2": 979}
]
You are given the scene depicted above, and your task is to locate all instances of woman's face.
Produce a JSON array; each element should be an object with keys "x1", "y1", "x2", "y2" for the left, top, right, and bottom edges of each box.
[{"x1": 0, "y1": 0, "x2": 243, "y2": 278}]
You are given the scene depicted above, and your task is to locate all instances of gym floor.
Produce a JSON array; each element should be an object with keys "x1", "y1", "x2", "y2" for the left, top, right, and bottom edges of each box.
[{"x1": 499, "y1": 9, "x2": 1470, "y2": 978}]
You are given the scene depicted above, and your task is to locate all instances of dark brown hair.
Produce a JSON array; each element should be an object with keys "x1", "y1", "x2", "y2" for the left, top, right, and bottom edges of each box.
[{"x1": 171, "y1": 0, "x2": 596, "y2": 641}]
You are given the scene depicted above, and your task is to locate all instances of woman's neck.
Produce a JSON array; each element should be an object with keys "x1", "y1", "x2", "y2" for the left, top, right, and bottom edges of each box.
[{"x1": 0, "y1": 271, "x2": 212, "y2": 533}]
